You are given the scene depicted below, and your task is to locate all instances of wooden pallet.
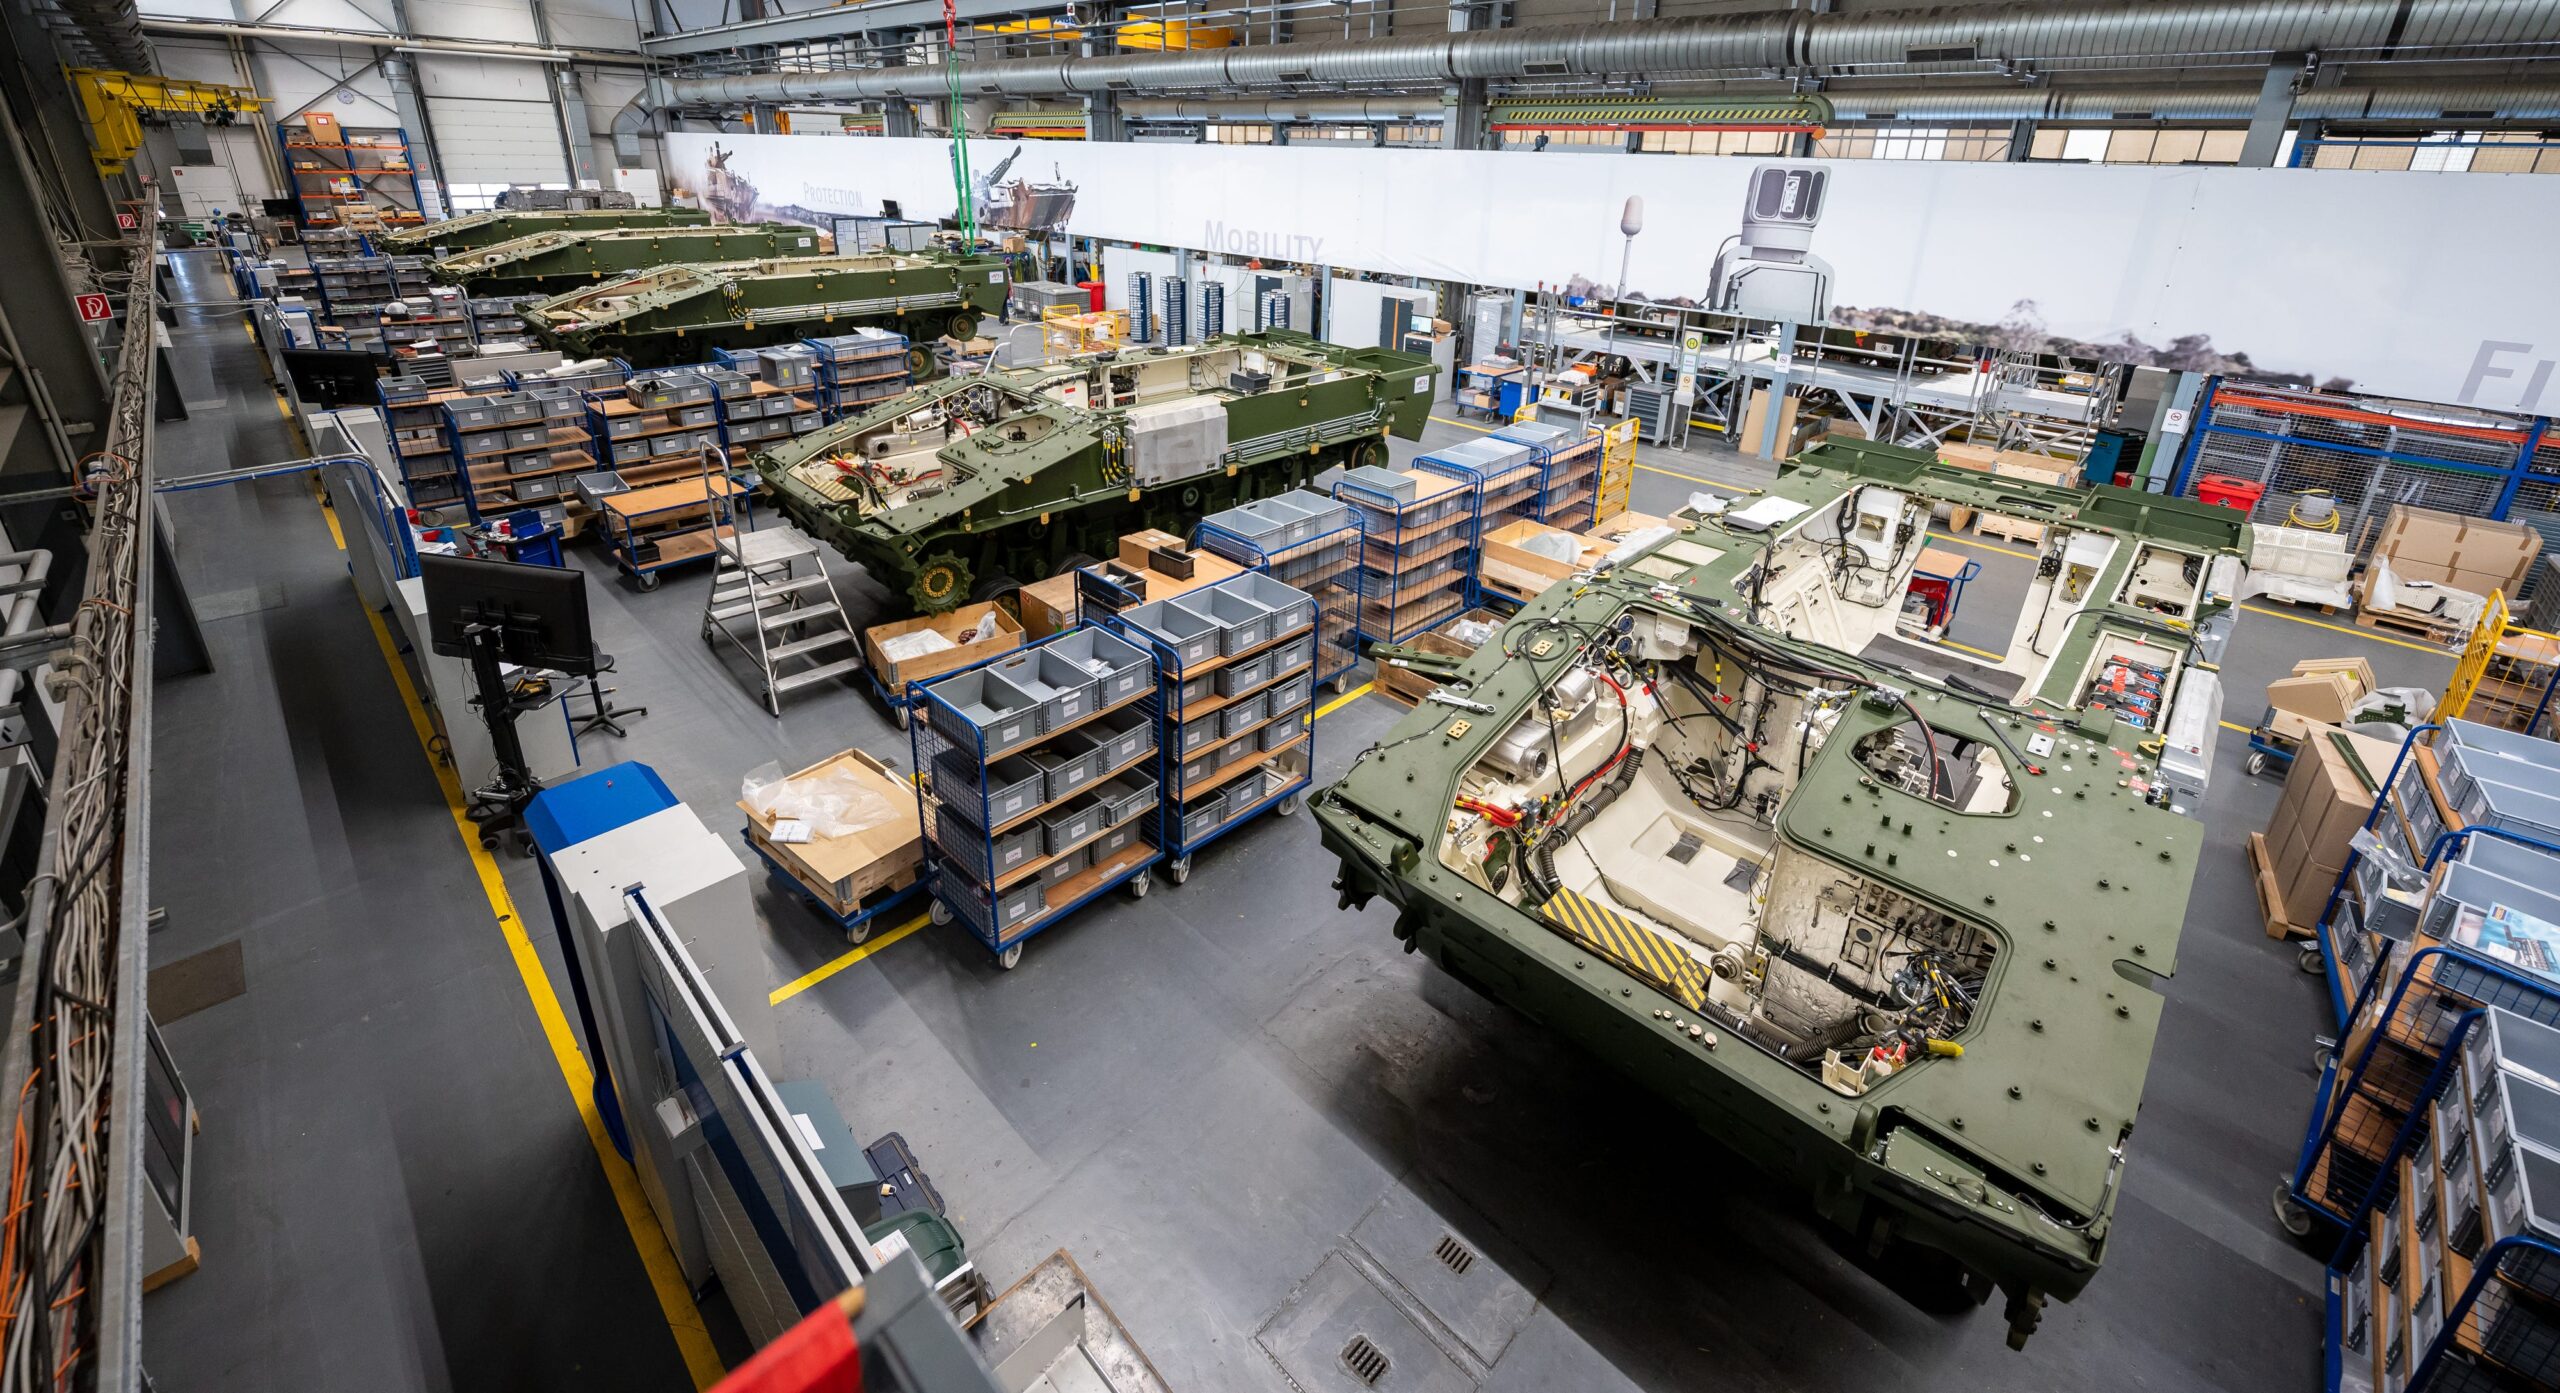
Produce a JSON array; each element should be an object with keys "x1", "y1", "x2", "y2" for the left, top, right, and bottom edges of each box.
[
  {"x1": 2247, "y1": 831, "x2": 2311, "y2": 941},
  {"x1": 1974, "y1": 512, "x2": 2048, "y2": 546},
  {"x1": 2354, "y1": 605, "x2": 2465, "y2": 647},
  {"x1": 2257, "y1": 595, "x2": 2343, "y2": 617}
]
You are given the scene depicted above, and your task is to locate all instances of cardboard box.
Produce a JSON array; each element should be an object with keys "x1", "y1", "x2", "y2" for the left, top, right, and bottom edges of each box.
[
  {"x1": 2266, "y1": 671, "x2": 2361, "y2": 728},
  {"x1": 2291, "y1": 655, "x2": 2379, "y2": 693},
  {"x1": 1018, "y1": 572, "x2": 1080, "y2": 640},
  {"x1": 1117, "y1": 529, "x2": 1189, "y2": 570},
  {"x1": 2263, "y1": 724, "x2": 2402, "y2": 926},
  {"x1": 1938, "y1": 442, "x2": 2001, "y2": 472},
  {"x1": 861, "y1": 602, "x2": 1024, "y2": 695},
  {"x1": 2371, "y1": 504, "x2": 2543, "y2": 598},
  {"x1": 1736, "y1": 388, "x2": 1815, "y2": 456},
  {"x1": 1480, "y1": 519, "x2": 1604, "y2": 602},
  {"x1": 738, "y1": 748, "x2": 921, "y2": 915}
]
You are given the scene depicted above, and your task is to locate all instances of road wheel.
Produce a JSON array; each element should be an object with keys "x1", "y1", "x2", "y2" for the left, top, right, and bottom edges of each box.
[
  {"x1": 909, "y1": 552, "x2": 970, "y2": 612},
  {"x1": 946, "y1": 311, "x2": 980, "y2": 341},
  {"x1": 1347, "y1": 438, "x2": 1386, "y2": 472},
  {"x1": 970, "y1": 569, "x2": 1021, "y2": 617},
  {"x1": 907, "y1": 344, "x2": 934, "y2": 377}
]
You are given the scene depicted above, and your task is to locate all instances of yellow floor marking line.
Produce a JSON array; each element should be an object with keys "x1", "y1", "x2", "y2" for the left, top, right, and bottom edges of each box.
[
  {"x1": 1315, "y1": 681, "x2": 1373, "y2": 718},
  {"x1": 770, "y1": 915, "x2": 930, "y2": 1005},
  {"x1": 322, "y1": 493, "x2": 727, "y2": 1388}
]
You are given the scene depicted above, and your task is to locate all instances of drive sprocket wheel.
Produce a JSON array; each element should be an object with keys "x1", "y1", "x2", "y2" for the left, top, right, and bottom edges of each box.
[{"x1": 909, "y1": 552, "x2": 971, "y2": 612}]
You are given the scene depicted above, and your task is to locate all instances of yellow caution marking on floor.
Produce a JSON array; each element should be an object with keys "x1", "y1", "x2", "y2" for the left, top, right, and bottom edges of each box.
[
  {"x1": 1540, "y1": 887, "x2": 1708, "y2": 1012},
  {"x1": 2221, "y1": 720, "x2": 2254, "y2": 735},
  {"x1": 769, "y1": 913, "x2": 930, "y2": 1006},
  {"x1": 1315, "y1": 681, "x2": 1373, "y2": 719},
  {"x1": 321, "y1": 493, "x2": 728, "y2": 1388}
]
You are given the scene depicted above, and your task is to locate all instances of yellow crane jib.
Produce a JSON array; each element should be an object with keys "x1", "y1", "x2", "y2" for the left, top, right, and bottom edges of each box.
[{"x1": 68, "y1": 68, "x2": 266, "y2": 177}]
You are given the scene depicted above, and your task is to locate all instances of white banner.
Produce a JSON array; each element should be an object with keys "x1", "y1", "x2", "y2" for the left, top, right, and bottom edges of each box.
[{"x1": 669, "y1": 131, "x2": 2560, "y2": 415}]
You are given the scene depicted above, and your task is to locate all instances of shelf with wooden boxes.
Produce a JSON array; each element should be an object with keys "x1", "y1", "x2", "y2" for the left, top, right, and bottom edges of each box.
[{"x1": 909, "y1": 625, "x2": 1163, "y2": 969}]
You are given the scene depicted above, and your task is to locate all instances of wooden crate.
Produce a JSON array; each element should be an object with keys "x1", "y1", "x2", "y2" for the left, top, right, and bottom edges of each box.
[
  {"x1": 1976, "y1": 511, "x2": 2048, "y2": 546},
  {"x1": 1374, "y1": 633, "x2": 1476, "y2": 706},
  {"x1": 862, "y1": 602, "x2": 1025, "y2": 694},
  {"x1": 738, "y1": 748, "x2": 922, "y2": 918}
]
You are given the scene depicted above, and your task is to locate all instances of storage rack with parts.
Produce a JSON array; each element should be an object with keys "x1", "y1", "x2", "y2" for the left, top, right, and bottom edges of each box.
[
  {"x1": 1194, "y1": 489, "x2": 1365, "y2": 692},
  {"x1": 442, "y1": 388, "x2": 596, "y2": 520},
  {"x1": 1335, "y1": 465, "x2": 1474, "y2": 644},
  {"x1": 1495, "y1": 418, "x2": 1606, "y2": 531},
  {"x1": 1097, "y1": 570, "x2": 1317, "y2": 886},
  {"x1": 381, "y1": 375, "x2": 461, "y2": 509},
  {"x1": 2323, "y1": 999, "x2": 2560, "y2": 1393},
  {"x1": 911, "y1": 627, "x2": 1164, "y2": 968},
  {"x1": 276, "y1": 121, "x2": 424, "y2": 229},
  {"x1": 1413, "y1": 432, "x2": 1544, "y2": 610},
  {"x1": 803, "y1": 330, "x2": 914, "y2": 417}
]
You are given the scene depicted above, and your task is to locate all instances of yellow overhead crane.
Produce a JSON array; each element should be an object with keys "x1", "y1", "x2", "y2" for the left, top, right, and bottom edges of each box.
[{"x1": 67, "y1": 68, "x2": 265, "y2": 176}]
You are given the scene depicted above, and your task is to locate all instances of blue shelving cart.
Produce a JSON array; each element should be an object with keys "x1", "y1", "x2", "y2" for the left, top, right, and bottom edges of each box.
[
  {"x1": 1335, "y1": 465, "x2": 1474, "y2": 645},
  {"x1": 1096, "y1": 571, "x2": 1318, "y2": 886},
  {"x1": 804, "y1": 331, "x2": 914, "y2": 419},
  {"x1": 1194, "y1": 489, "x2": 1366, "y2": 692},
  {"x1": 910, "y1": 627, "x2": 1162, "y2": 969},
  {"x1": 1412, "y1": 434, "x2": 1543, "y2": 609},
  {"x1": 1494, "y1": 418, "x2": 1605, "y2": 531}
]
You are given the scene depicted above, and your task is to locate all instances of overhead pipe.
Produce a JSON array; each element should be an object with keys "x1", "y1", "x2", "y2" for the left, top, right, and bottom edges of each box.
[
  {"x1": 1824, "y1": 80, "x2": 2560, "y2": 123},
  {"x1": 1113, "y1": 83, "x2": 2560, "y2": 126},
  {"x1": 654, "y1": 0, "x2": 2560, "y2": 107},
  {"x1": 138, "y1": 15, "x2": 651, "y2": 65}
]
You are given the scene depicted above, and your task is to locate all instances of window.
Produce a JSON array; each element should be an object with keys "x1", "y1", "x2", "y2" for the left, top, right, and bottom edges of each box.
[
  {"x1": 1810, "y1": 126, "x2": 2009, "y2": 161},
  {"x1": 444, "y1": 182, "x2": 509, "y2": 213},
  {"x1": 1205, "y1": 123, "x2": 1272, "y2": 144},
  {"x1": 1638, "y1": 129, "x2": 1793, "y2": 156}
]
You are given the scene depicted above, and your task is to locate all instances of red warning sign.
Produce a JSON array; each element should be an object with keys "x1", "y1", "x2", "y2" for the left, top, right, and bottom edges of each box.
[{"x1": 73, "y1": 294, "x2": 113, "y2": 323}]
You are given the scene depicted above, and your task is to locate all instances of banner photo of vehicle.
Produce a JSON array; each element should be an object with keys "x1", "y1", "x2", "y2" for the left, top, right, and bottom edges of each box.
[{"x1": 667, "y1": 131, "x2": 2560, "y2": 415}]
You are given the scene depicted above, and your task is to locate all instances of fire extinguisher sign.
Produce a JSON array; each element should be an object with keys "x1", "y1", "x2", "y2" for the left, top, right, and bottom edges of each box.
[
  {"x1": 114, "y1": 212, "x2": 137, "y2": 231},
  {"x1": 73, "y1": 293, "x2": 113, "y2": 323}
]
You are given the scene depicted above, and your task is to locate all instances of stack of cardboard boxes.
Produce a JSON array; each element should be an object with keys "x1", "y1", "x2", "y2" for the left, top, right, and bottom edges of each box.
[
  {"x1": 2357, "y1": 503, "x2": 2543, "y2": 630},
  {"x1": 2250, "y1": 722, "x2": 2405, "y2": 938},
  {"x1": 1936, "y1": 442, "x2": 2080, "y2": 543},
  {"x1": 2264, "y1": 656, "x2": 2381, "y2": 742}
]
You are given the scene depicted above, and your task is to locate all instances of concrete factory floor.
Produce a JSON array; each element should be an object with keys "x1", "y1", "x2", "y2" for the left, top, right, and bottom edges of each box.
[{"x1": 140, "y1": 253, "x2": 2452, "y2": 1391}]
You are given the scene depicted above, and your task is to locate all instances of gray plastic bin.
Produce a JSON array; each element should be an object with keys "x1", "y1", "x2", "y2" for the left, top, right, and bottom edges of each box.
[
  {"x1": 1341, "y1": 464, "x2": 1416, "y2": 504},
  {"x1": 1220, "y1": 690, "x2": 1270, "y2": 738},
  {"x1": 1028, "y1": 733, "x2": 1105, "y2": 802},
  {"x1": 1222, "y1": 572, "x2": 1316, "y2": 636},
  {"x1": 1260, "y1": 711, "x2": 1308, "y2": 752},
  {"x1": 1266, "y1": 671, "x2": 1313, "y2": 719},
  {"x1": 1092, "y1": 773, "x2": 1158, "y2": 826},
  {"x1": 1272, "y1": 632, "x2": 1317, "y2": 677},
  {"x1": 925, "y1": 667, "x2": 1044, "y2": 756},
  {"x1": 1122, "y1": 599, "x2": 1221, "y2": 672},
  {"x1": 932, "y1": 805, "x2": 1042, "y2": 882},
  {"x1": 1089, "y1": 707, "x2": 1155, "y2": 770},
  {"x1": 1174, "y1": 670, "x2": 1218, "y2": 707},
  {"x1": 950, "y1": 878, "x2": 1048, "y2": 939},
  {"x1": 1038, "y1": 797, "x2": 1104, "y2": 856},
  {"x1": 1183, "y1": 588, "x2": 1275, "y2": 655},
  {"x1": 1174, "y1": 710, "x2": 1225, "y2": 756},
  {"x1": 1041, "y1": 628, "x2": 1152, "y2": 708},
  {"x1": 1039, "y1": 844, "x2": 1092, "y2": 888},
  {"x1": 933, "y1": 749, "x2": 1046, "y2": 829},
  {"x1": 1178, "y1": 789, "x2": 1232, "y2": 841},
  {"x1": 1093, "y1": 820, "x2": 1144, "y2": 863},
  {"x1": 986, "y1": 651, "x2": 1089, "y2": 730},
  {"x1": 1175, "y1": 745, "x2": 1225, "y2": 792},
  {"x1": 1214, "y1": 651, "x2": 1272, "y2": 698}
]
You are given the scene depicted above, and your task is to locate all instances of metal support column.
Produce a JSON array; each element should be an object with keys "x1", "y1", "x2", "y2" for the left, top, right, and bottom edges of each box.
[
  {"x1": 1755, "y1": 320, "x2": 1798, "y2": 460},
  {"x1": 1441, "y1": 1, "x2": 1499, "y2": 153},
  {"x1": 2007, "y1": 119, "x2": 2036, "y2": 161},
  {"x1": 2239, "y1": 54, "x2": 2306, "y2": 168},
  {"x1": 556, "y1": 68, "x2": 601, "y2": 186}
]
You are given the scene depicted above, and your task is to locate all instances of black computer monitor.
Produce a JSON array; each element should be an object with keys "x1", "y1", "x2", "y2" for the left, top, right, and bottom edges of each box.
[
  {"x1": 420, "y1": 554, "x2": 596, "y2": 676},
  {"x1": 260, "y1": 197, "x2": 298, "y2": 219},
  {"x1": 281, "y1": 347, "x2": 384, "y2": 407}
]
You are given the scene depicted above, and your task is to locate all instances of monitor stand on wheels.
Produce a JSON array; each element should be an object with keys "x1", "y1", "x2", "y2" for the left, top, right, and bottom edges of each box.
[{"x1": 461, "y1": 622, "x2": 543, "y2": 858}]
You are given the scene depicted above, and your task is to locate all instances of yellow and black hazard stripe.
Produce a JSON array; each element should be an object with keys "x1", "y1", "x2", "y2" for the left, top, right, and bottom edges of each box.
[
  {"x1": 1489, "y1": 95, "x2": 1831, "y2": 130},
  {"x1": 1540, "y1": 888, "x2": 1709, "y2": 1012}
]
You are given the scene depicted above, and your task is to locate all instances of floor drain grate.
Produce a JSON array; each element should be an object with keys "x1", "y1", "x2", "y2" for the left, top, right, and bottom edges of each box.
[
  {"x1": 1432, "y1": 1234, "x2": 1476, "y2": 1277},
  {"x1": 1340, "y1": 1333, "x2": 1390, "y2": 1385}
]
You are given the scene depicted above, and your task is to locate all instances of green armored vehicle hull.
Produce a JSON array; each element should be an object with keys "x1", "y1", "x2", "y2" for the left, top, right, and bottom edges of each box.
[
  {"x1": 428, "y1": 223, "x2": 833, "y2": 298},
  {"x1": 756, "y1": 330, "x2": 1436, "y2": 610},
  {"x1": 375, "y1": 207, "x2": 708, "y2": 256},
  {"x1": 1314, "y1": 440, "x2": 2252, "y2": 1349},
  {"x1": 520, "y1": 251, "x2": 1011, "y2": 372}
]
